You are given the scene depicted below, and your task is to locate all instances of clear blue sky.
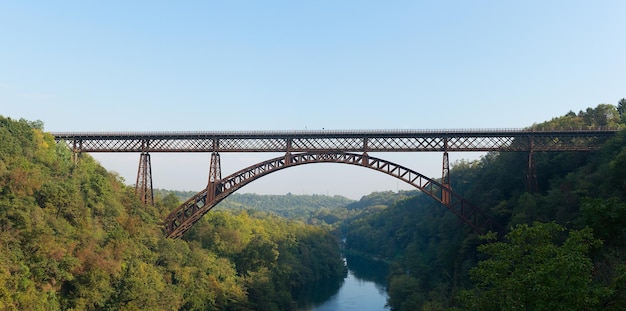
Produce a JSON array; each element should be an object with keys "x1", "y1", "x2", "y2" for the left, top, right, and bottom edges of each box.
[{"x1": 2, "y1": 1, "x2": 625, "y2": 199}]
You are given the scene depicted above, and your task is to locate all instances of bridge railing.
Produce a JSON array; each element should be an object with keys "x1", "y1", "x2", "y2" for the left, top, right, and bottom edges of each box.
[{"x1": 50, "y1": 127, "x2": 621, "y2": 138}]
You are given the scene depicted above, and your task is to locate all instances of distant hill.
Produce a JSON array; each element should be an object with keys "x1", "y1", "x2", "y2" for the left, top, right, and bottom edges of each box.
[
  {"x1": 154, "y1": 189, "x2": 356, "y2": 225},
  {"x1": 153, "y1": 188, "x2": 197, "y2": 201},
  {"x1": 344, "y1": 190, "x2": 420, "y2": 210},
  {"x1": 154, "y1": 189, "x2": 424, "y2": 226},
  {"x1": 224, "y1": 192, "x2": 352, "y2": 211}
]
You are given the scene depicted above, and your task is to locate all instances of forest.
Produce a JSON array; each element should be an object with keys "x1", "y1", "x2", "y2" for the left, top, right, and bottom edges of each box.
[
  {"x1": 342, "y1": 102, "x2": 626, "y2": 310},
  {"x1": 1, "y1": 101, "x2": 626, "y2": 310},
  {"x1": 0, "y1": 117, "x2": 345, "y2": 310}
]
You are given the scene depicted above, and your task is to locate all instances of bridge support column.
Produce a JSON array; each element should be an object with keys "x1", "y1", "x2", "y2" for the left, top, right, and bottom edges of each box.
[
  {"x1": 526, "y1": 135, "x2": 538, "y2": 193},
  {"x1": 285, "y1": 152, "x2": 292, "y2": 166},
  {"x1": 526, "y1": 151, "x2": 538, "y2": 193},
  {"x1": 135, "y1": 152, "x2": 154, "y2": 205},
  {"x1": 285, "y1": 139, "x2": 292, "y2": 166},
  {"x1": 207, "y1": 152, "x2": 222, "y2": 202},
  {"x1": 72, "y1": 139, "x2": 80, "y2": 164},
  {"x1": 442, "y1": 151, "x2": 451, "y2": 205}
]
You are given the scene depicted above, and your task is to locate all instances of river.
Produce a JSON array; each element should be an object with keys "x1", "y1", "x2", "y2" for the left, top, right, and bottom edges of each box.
[{"x1": 295, "y1": 254, "x2": 390, "y2": 311}]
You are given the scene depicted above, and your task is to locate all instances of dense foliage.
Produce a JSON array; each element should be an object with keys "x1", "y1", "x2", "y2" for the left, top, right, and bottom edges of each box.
[
  {"x1": 0, "y1": 116, "x2": 345, "y2": 310},
  {"x1": 461, "y1": 223, "x2": 603, "y2": 310},
  {"x1": 343, "y1": 103, "x2": 626, "y2": 310}
]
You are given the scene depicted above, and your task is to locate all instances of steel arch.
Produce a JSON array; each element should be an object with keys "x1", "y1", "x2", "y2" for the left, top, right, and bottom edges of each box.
[{"x1": 163, "y1": 152, "x2": 503, "y2": 238}]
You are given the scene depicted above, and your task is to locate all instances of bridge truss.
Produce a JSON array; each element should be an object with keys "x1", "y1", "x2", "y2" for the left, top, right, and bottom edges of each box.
[
  {"x1": 52, "y1": 129, "x2": 618, "y2": 237},
  {"x1": 52, "y1": 129, "x2": 616, "y2": 153}
]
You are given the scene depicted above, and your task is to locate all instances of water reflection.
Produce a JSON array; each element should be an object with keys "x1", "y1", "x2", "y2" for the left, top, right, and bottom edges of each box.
[
  {"x1": 345, "y1": 254, "x2": 388, "y2": 288},
  {"x1": 295, "y1": 254, "x2": 389, "y2": 311},
  {"x1": 294, "y1": 275, "x2": 345, "y2": 309}
]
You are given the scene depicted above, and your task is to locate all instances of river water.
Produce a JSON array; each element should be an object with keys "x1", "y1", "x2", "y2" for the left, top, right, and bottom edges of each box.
[{"x1": 295, "y1": 254, "x2": 389, "y2": 311}]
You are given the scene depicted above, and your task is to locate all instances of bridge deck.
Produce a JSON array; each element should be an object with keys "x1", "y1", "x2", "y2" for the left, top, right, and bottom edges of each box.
[{"x1": 51, "y1": 129, "x2": 619, "y2": 153}]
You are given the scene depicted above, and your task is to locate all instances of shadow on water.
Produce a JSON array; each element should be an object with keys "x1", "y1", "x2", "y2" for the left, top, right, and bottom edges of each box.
[{"x1": 294, "y1": 253, "x2": 390, "y2": 311}]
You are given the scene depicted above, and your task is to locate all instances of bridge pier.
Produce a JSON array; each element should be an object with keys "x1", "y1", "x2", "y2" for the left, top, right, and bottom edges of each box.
[
  {"x1": 525, "y1": 136, "x2": 538, "y2": 193},
  {"x1": 135, "y1": 152, "x2": 154, "y2": 205},
  {"x1": 442, "y1": 151, "x2": 451, "y2": 205},
  {"x1": 71, "y1": 138, "x2": 80, "y2": 164},
  {"x1": 285, "y1": 152, "x2": 292, "y2": 165},
  {"x1": 207, "y1": 152, "x2": 222, "y2": 202},
  {"x1": 72, "y1": 151, "x2": 79, "y2": 165},
  {"x1": 526, "y1": 151, "x2": 538, "y2": 193}
]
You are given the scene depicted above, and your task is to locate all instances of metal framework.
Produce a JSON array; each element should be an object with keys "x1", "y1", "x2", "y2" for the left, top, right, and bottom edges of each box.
[
  {"x1": 442, "y1": 151, "x2": 451, "y2": 205},
  {"x1": 135, "y1": 152, "x2": 154, "y2": 205},
  {"x1": 52, "y1": 129, "x2": 618, "y2": 153},
  {"x1": 526, "y1": 151, "x2": 538, "y2": 193},
  {"x1": 163, "y1": 152, "x2": 504, "y2": 239}
]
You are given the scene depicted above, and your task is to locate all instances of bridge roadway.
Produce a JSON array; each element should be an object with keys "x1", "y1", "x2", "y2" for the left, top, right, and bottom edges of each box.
[{"x1": 51, "y1": 128, "x2": 618, "y2": 153}]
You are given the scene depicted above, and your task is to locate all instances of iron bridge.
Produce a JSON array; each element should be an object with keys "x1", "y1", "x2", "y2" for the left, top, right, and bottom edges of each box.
[
  {"x1": 51, "y1": 128, "x2": 619, "y2": 238},
  {"x1": 52, "y1": 128, "x2": 616, "y2": 153}
]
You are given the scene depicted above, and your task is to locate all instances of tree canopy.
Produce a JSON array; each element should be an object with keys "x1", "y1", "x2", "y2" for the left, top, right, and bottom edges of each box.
[{"x1": 462, "y1": 223, "x2": 603, "y2": 310}]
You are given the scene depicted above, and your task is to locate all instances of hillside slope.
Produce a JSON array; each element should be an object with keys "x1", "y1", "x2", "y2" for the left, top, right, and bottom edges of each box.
[
  {"x1": 0, "y1": 116, "x2": 345, "y2": 311},
  {"x1": 343, "y1": 104, "x2": 626, "y2": 310}
]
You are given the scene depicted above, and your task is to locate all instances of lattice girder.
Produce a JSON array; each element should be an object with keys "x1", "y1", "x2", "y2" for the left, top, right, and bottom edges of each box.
[
  {"x1": 52, "y1": 129, "x2": 618, "y2": 153},
  {"x1": 163, "y1": 152, "x2": 503, "y2": 239}
]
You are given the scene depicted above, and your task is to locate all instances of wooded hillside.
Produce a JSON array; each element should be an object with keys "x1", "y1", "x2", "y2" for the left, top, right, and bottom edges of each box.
[
  {"x1": 343, "y1": 103, "x2": 626, "y2": 310},
  {"x1": 2, "y1": 101, "x2": 625, "y2": 310},
  {"x1": 0, "y1": 116, "x2": 345, "y2": 311}
]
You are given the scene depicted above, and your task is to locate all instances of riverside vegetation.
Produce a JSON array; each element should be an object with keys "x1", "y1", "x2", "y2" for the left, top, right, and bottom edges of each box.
[{"x1": 2, "y1": 100, "x2": 626, "y2": 310}]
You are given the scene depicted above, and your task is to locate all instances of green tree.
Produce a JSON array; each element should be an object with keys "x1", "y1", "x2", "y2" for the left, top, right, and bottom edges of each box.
[
  {"x1": 581, "y1": 197, "x2": 626, "y2": 245},
  {"x1": 618, "y1": 98, "x2": 626, "y2": 118},
  {"x1": 462, "y1": 222, "x2": 604, "y2": 310}
]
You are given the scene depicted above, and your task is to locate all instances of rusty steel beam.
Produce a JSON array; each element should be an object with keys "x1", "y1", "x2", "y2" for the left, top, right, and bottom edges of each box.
[{"x1": 51, "y1": 129, "x2": 619, "y2": 153}]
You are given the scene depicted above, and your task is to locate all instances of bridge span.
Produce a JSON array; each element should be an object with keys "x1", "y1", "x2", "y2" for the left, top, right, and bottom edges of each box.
[
  {"x1": 52, "y1": 128, "x2": 616, "y2": 153},
  {"x1": 52, "y1": 128, "x2": 619, "y2": 238}
]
